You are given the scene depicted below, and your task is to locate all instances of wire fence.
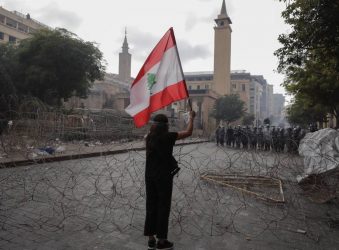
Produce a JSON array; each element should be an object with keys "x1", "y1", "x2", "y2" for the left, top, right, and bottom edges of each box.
[{"x1": 0, "y1": 98, "x2": 338, "y2": 249}]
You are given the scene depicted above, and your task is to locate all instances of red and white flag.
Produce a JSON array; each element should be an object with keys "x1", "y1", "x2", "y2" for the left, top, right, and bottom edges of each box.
[{"x1": 125, "y1": 28, "x2": 189, "y2": 127}]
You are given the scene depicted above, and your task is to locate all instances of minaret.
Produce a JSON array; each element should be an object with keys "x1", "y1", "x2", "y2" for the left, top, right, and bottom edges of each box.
[
  {"x1": 119, "y1": 28, "x2": 131, "y2": 81},
  {"x1": 213, "y1": 0, "x2": 232, "y2": 95}
]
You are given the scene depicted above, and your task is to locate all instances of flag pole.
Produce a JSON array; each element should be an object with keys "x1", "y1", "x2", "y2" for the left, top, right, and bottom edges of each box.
[
  {"x1": 169, "y1": 27, "x2": 192, "y2": 112},
  {"x1": 187, "y1": 99, "x2": 192, "y2": 111}
]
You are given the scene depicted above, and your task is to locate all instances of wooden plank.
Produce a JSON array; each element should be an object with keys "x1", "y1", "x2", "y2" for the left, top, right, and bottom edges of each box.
[{"x1": 201, "y1": 174, "x2": 285, "y2": 203}]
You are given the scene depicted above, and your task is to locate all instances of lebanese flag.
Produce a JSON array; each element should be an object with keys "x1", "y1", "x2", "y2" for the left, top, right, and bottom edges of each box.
[{"x1": 125, "y1": 27, "x2": 189, "y2": 127}]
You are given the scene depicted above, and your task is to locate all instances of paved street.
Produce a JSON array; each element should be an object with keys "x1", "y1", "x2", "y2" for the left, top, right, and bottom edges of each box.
[{"x1": 0, "y1": 142, "x2": 338, "y2": 250}]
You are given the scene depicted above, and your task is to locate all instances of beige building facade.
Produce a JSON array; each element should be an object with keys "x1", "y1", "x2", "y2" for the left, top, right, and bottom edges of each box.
[
  {"x1": 0, "y1": 7, "x2": 47, "y2": 44},
  {"x1": 229, "y1": 71, "x2": 275, "y2": 125},
  {"x1": 183, "y1": 72, "x2": 218, "y2": 132},
  {"x1": 250, "y1": 79, "x2": 263, "y2": 125},
  {"x1": 230, "y1": 71, "x2": 251, "y2": 112}
]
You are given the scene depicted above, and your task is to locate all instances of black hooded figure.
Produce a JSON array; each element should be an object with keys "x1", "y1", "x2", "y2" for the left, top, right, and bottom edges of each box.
[{"x1": 144, "y1": 111, "x2": 195, "y2": 250}]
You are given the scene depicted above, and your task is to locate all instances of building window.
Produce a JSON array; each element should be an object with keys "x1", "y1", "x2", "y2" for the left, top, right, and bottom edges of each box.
[
  {"x1": 6, "y1": 18, "x2": 17, "y2": 29},
  {"x1": 197, "y1": 85, "x2": 200, "y2": 90},
  {"x1": 232, "y1": 84, "x2": 236, "y2": 89},
  {"x1": 0, "y1": 14, "x2": 5, "y2": 23},
  {"x1": 189, "y1": 85, "x2": 192, "y2": 90},
  {"x1": 205, "y1": 84, "x2": 209, "y2": 89},
  {"x1": 0, "y1": 32, "x2": 4, "y2": 40},
  {"x1": 18, "y1": 23, "x2": 29, "y2": 33},
  {"x1": 242, "y1": 84, "x2": 246, "y2": 91},
  {"x1": 29, "y1": 28, "x2": 36, "y2": 34},
  {"x1": 9, "y1": 36, "x2": 16, "y2": 43}
]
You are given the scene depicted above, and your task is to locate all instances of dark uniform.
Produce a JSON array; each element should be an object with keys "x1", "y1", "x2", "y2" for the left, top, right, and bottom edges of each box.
[
  {"x1": 263, "y1": 126, "x2": 271, "y2": 151},
  {"x1": 218, "y1": 127, "x2": 225, "y2": 146},
  {"x1": 278, "y1": 128, "x2": 285, "y2": 152},
  {"x1": 215, "y1": 126, "x2": 220, "y2": 145},
  {"x1": 226, "y1": 126, "x2": 234, "y2": 147},
  {"x1": 271, "y1": 127, "x2": 279, "y2": 152},
  {"x1": 292, "y1": 127, "x2": 300, "y2": 153},
  {"x1": 286, "y1": 127, "x2": 293, "y2": 153},
  {"x1": 144, "y1": 132, "x2": 178, "y2": 239},
  {"x1": 234, "y1": 126, "x2": 242, "y2": 148},
  {"x1": 241, "y1": 127, "x2": 249, "y2": 149},
  {"x1": 309, "y1": 123, "x2": 318, "y2": 132},
  {"x1": 250, "y1": 127, "x2": 258, "y2": 150},
  {"x1": 257, "y1": 127, "x2": 264, "y2": 150}
]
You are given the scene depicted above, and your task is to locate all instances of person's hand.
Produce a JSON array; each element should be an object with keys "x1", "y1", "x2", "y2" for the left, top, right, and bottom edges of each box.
[{"x1": 190, "y1": 111, "x2": 196, "y2": 119}]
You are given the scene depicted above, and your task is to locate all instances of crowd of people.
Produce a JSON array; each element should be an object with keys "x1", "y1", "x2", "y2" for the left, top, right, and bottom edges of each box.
[{"x1": 215, "y1": 124, "x2": 314, "y2": 153}]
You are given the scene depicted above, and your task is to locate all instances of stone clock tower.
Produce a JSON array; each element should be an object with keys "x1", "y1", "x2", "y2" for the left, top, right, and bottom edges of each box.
[
  {"x1": 213, "y1": 0, "x2": 232, "y2": 95},
  {"x1": 119, "y1": 29, "x2": 131, "y2": 81}
]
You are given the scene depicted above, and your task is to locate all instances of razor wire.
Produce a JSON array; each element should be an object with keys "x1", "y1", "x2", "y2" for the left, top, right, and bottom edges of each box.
[{"x1": 0, "y1": 98, "x2": 338, "y2": 249}]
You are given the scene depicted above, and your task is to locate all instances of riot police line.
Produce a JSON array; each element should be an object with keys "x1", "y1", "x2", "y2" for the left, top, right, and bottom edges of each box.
[{"x1": 215, "y1": 125, "x2": 311, "y2": 154}]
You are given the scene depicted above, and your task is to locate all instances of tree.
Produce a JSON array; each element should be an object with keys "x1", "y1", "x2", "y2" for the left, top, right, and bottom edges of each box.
[
  {"x1": 242, "y1": 113, "x2": 255, "y2": 126},
  {"x1": 0, "y1": 43, "x2": 18, "y2": 115},
  {"x1": 211, "y1": 94, "x2": 246, "y2": 123},
  {"x1": 286, "y1": 95, "x2": 328, "y2": 127},
  {"x1": 275, "y1": 0, "x2": 339, "y2": 119},
  {"x1": 8, "y1": 28, "x2": 105, "y2": 106}
]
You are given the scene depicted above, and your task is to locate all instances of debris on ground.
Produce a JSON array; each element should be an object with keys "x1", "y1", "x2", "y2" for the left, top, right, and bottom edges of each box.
[
  {"x1": 55, "y1": 146, "x2": 66, "y2": 153},
  {"x1": 296, "y1": 229, "x2": 306, "y2": 234},
  {"x1": 38, "y1": 147, "x2": 55, "y2": 155}
]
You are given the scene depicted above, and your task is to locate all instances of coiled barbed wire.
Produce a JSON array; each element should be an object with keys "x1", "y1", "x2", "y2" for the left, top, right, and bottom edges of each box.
[{"x1": 0, "y1": 99, "x2": 338, "y2": 249}]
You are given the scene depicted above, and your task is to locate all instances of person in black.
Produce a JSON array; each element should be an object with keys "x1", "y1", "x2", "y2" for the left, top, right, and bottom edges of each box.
[
  {"x1": 250, "y1": 127, "x2": 258, "y2": 150},
  {"x1": 215, "y1": 126, "x2": 221, "y2": 145},
  {"x1": 144, "y1": 111, "x2": 195, "y2": 250},
  {"x1": 226, "y1": 126, "x2": 234, "y2": 147},
  {"x1": 218, "y1": 126, "x2": 225, "y2": 146},
  {"x1": 234, "y1": 126, "x2": 242, "y2": 148}
]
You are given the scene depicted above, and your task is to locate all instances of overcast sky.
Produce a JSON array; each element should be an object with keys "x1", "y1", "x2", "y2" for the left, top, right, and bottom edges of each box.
[{"x1": 1, "y1": 0, "x2": 290, "y2": 95}]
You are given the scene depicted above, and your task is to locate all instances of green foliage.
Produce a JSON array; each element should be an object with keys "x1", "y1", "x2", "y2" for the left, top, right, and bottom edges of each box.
[
  {"x1": 242, "y1": 113, "x2": 255, "y2": 126},
  {"x1": 0, "y1": 44, "x2": 16, "y2": 95},
  {"x1": 1, "y1": 28, "x2": 105, "y2": 107},
  {"x1": 0, "y1": 44, "x2": 18, "y2": 115},
  {"x1": 211, "y1": 94, "x2": 246, "y2": 123},
  {"x1": 286, "y1": 95, "x2": 328, "y2": 127},
  {"x1": 275, "y1": 0, "x2": 339, "y2": 118}
]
